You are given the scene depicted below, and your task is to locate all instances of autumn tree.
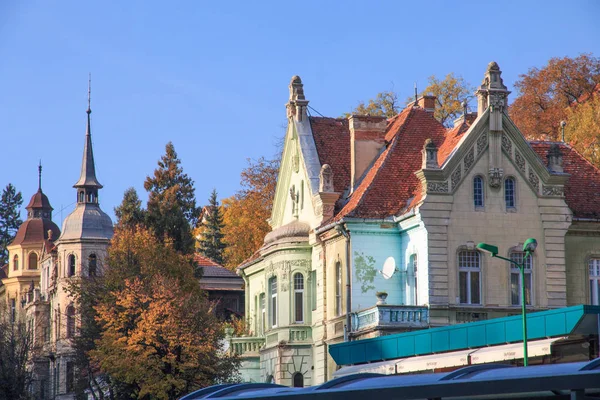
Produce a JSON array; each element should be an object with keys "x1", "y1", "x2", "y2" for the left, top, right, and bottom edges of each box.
[
  {"x1": 197, "y1": 189, "x2": 226, "y2": 265},
  {"x1": 564, "y1": 90, "x2": 600, "y2": 167},
  {"x1": 509, "y1": 54, "x2": 600, "y2": 140},
  {"x1": 114, "y1": 187, "x2": 145, "y2": 229},
  {"x1": 77, "y1": 226, "x2": 239, "y2": 400},
  {"x1": 144, "y1": 142, "x2": 199, "y2": 254},
  {"x1": 346, "y1": 90, "x2": 399, "y2": 119},
  {"x1": 222, "y1": 158, "x2": 278, "y2": 269},
  {"x1": 412, "y1": 73, "x2": 474, "y2": 127},
  {"x1": 0, "y1": 184, "x2": 23, "y2": 266}
]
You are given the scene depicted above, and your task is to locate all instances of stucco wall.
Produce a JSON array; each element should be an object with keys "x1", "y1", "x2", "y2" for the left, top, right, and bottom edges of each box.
[{"x1": 565, "y1": 232, "x2": 600, "y2": 305}]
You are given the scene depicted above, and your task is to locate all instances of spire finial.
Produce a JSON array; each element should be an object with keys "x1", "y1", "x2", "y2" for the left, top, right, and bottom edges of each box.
[
  {"x1": 414, "y1": 82, "x2": 418, "y2": 106},
  {"x1": 87, "y1": 73, "x2": 91, "y2": 115},
  {"x1": 38, "y1": 160, "x2": 42, "y2": 191}
]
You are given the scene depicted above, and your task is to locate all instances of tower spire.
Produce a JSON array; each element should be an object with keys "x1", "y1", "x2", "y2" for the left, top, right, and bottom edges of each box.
[
  {"x1": 38, "y1": 160, "x2": 42, "y2": 191},
  {"x1": 74, "y1": 75, "x2": 103, "y2": 195}
]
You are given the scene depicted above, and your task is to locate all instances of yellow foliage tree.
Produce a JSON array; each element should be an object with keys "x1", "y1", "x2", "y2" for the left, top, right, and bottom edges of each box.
[
  {"x1": 222, "y1": 158, "x2": 278, "y2": 270},
  {"x1": 565, "y1": 93, "x2": 600, "y2": 167},
  {"x1": 416, "y1": 73, "x2": 474, "y2": 127},
  {"x1": 89, "y1": 226, "x2": 239, "y2": 399}
]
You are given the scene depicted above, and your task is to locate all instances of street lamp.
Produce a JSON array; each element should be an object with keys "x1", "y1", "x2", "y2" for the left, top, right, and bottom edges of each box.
[{"x1": 476, "y1": 238, "x2": 537, "y2": 367}]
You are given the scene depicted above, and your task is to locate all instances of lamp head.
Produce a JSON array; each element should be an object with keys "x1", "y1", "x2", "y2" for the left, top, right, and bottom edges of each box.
[
  {"x1": 523, "y1": 238, "x2": 538, "y2": 253},
  {"x1": 476, "y1": 242, "x2": 498, "y2": 257}
]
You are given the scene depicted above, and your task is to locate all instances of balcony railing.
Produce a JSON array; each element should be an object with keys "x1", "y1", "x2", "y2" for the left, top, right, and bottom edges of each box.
[
  {"x1": 229, "y1": 336, "x2": 265, "y2": 357},
  {"x1": 351, "y1": 304, "x2": 429, "y2": 333}
]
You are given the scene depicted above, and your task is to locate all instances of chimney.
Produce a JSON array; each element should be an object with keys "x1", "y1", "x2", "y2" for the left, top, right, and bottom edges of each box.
[
  {"x1": 547, "y1": 144, "x2": 564, "y2": 173},
  {"x1": 407, "y1": 95, "x2": 436, "y2": 112},
  {"x1": 349, "y1": 115, "x2": 387, "y2": 190}
]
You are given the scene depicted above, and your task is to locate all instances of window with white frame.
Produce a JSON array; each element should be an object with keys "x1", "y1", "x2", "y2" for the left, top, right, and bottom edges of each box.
[
  {"x1": 294, "y1": 273, "x2": 304, "y2": 323},
  {"x1": 505, "y1": 177, "x2": 516, "y2": 208},
  {"x1": 510, "y1": 251, "x2": 533, "y2": 306},
  {"x1": 270, "y1": 277, "x2": 277, "y2": 328},
  {"x1": 335, "y1": 261, "x2": 342, "y2": 316},
  {"x1": 590, "y1": 259, "x2": 600, "y2": 306},
  {"x1": 459, "y1": 250, "x2": 481, "y2": 304},
  {"x1": 409, "y1": 254, "x2": 418, "y2": 305},
  {"x1": 474, "y1": 176, "x2": 484, "y2": 208},
  {"x1": 259, "y1": 293, "x2": 266, "y2": 335}
]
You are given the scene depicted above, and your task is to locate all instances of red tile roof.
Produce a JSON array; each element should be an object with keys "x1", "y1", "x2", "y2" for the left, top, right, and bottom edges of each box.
[
  {"x1": 194, "y1": 254, "x2": 241, "y2": 278},
  {"x1": 331, "y1": 107, "x2": 447, "y2": 220},
  {"x1": 530, "y1": 141, "x2": 600, "y2": 219},
  {"x1": 310, "y1": 117, "x2": 351, "y2": 198},
  {"x1": 194, "y1": 254, "x2": 221, "y2": 267},
  {"x1": 11, "y1": 218, "x2": 61, "y2": 246}
]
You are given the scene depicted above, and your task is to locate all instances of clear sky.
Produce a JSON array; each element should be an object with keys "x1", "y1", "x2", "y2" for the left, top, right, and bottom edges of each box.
[{"x1": 1, "y1": 0, "x2": 599, "y2": 227}]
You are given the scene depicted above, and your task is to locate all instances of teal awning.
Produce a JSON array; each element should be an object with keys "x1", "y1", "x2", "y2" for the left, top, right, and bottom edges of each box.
[{"x1": 329, "y1": 305, "x2": 600, "y2": 366}]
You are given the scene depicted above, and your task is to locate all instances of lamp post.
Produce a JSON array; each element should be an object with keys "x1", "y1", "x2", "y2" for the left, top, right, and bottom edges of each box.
[{"x1": 476, "y1": 238, "x2": 537, "y2": 367}]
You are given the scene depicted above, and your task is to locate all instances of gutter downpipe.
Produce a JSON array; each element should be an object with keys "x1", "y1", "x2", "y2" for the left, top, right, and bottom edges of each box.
[{"x1": 336, "y1": 223, "x2": 352, "y2": 342}]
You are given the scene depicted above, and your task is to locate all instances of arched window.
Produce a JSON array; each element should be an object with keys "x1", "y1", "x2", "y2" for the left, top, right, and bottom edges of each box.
[
  {"x1": 409, "y1": 254, "x2": 418, "y2": 305},
  {"x1": 590, "y1": 259, "x2": 600, "y2": 306},
  {"x1": 266, "y1": 375, "x2": 274, "y2": 384},
  {"x1": 473, "y1": 176, "x2": 484, "y2": 207},
  {"x1": 78, "y1": 191, "x2": 84, "y2": 203},
  {"x1": 28, "y1": 253, "x2": 38, "y2": 270},
  {"x1": 510, "y1": 251, "x2": 533, "y2": 306},
  {"x1": 270, "y1": 277, "x2": 277, "y2": 328},
  {"x1": 294, "y1": 273, "x2": 304, "y2": 323},
  {"x1": 505, "y1": 177, "x2": 516, "y2": 208},
  {"x1": 458, "y1": 250, "x2": 481, "y2": 305},
  {"x1": 66, "y1": 305, "x2": 76, "y2": 338},
  {"x1": 293, "y1": 372, "x2": 304, "y2": 388},
  {"x1": 88, "y1": 254, "x2": 97, "y2": 276},
  {"x1": 13, "y1": 255, "x2": 19, "y2": 271},
  {"x1": 68, "y1": 255, "x2": 76, "y2": 277},
  {"x1": 335, "y1": 261, "x2": 342, "y2": 316}
]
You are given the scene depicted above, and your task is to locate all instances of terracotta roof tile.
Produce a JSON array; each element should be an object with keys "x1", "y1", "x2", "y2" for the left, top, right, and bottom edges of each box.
[
  {"x1": 530, "y1": 141, "x2": 600, "y2": 219},
  {"x1": 334, "y1": 107, "x2": 447, "y2": 220},
  {"x1": 11, "y1": 218, "x2": 61, "y2": 246},
  {"x1": 310, "y1": 117, "x2": 351, "y2": 197}
]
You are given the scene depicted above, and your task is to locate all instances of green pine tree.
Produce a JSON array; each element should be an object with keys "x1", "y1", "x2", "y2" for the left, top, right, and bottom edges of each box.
[
  {"x1": 0, "y1": 184, "x2": 23, "y2": 266},
  {"x1": 198, "y1": 189, "x2": 226, "y2": 265},
  {"x1": 114, "y1": 187, "x2": 146, "y2": 228},
  {"x1": 144, "y1": 142, "x2": 199, "y2": 254}
]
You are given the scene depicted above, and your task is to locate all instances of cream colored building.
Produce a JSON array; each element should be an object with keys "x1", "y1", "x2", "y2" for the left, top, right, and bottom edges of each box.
[
  {"x1": 232, "y1": 63, "x2": 600, "y2": 386},
  {"x1": 24, "y1": 94, "x2": 113, "y2": 400}
]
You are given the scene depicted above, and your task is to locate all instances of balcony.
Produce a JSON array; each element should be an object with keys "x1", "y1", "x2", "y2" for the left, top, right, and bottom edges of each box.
[
  {"x1": 229, "y1": 336, "x2": 265, "y2": 358},
  {"x1": 351, "y1": 304, "x2": 429, "y2": 334}
]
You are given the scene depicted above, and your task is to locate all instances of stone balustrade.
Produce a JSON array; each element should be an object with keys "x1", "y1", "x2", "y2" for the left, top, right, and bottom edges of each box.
[
  {"x1": 352, "y1": 304, "x2": 429, "y2": 333},
  {"x1": 230, "y1": 336, "x2": 265, "y2": 357}
]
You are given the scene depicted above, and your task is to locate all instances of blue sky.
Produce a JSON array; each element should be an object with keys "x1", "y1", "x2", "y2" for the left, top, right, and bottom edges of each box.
[{"x1": 1, "y1": 0, "x2": 599, "y2": 226}]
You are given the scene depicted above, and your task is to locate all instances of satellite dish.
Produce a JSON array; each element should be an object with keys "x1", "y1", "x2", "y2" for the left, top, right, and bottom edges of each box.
[{"x1": 381, "y1": 257, "x2": 396, "y2": 280}]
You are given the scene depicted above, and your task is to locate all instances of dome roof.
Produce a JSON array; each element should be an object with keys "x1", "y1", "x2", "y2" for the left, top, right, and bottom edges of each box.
[
  {"x1": 26, "y1": 190, "x2": 53, "y2": 211},
  {"x1": 11, "y1": 218, "x2": 61, "y2": 246},
  {"x1": 59, "y1": 203, "x2": 114, "y2": 242},
  {"x1": 263, "y1": 220, "x2": 310, "y2": 246}
]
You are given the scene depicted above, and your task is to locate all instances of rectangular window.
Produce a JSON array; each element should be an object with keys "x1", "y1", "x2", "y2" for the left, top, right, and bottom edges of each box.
[
  {"x1": 510, "y1": 251, "x2": 533, "y2": 306},
  {"x1": 294, "y1": 273, "x2": 304, "y2": 323},
  {"x1": 66, "y1": 362, "x2": 74, "y2": 393},
  {"x1": 458, "y1": 251, "x2": 481, "y2": 305},
  {"x1": 409, "y1": 254, "x2": 418, "y2": 305},
  {"x1": 270, "y1": 278, "x2": 277, "y2": 328},
  {"x1": 259, "y1": 293, "x2": 266, "y2": 335},
  {"x1": 590, "y1": 259, "x2": 600, "y2": 306},
  {"x1": 474, "y1": 177, "x2": 484, "y2": 207},
  {"x1": 311, "y1": 270, "x2": 317, "y2": 311},
  {"x1": 505, "y1": 178, "x2": 516, "y2": 208},
  {"x1": 335, "y1": 262, "x2": 342, "y2": 316},
  {"x1": 10, "y1": 299, "x2": 16, "y2": 323}
]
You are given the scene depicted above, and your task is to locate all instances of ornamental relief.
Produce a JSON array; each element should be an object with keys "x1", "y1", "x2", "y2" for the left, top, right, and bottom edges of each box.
[
  {"x1": 528, "y1": 168, "x2": 540, "y2": 193},
  {"x1": 542, "y1": 185, "x2": 564, "y2": 197},
  {"x1": 488, "y1": 167, "x2": 504, "y2": 188},
  {"x1": 464, "y1": 147, "x2": 475, "y2": 171},
  {"x1": 515, "y1": 150, "x2": 526, "y2": 173},
  {"x1": 451, "y1": 166, "x2": 462, "y2": 189},
  {"x1": 427, "y1": 181, "x2": 449, "y2": 193},
  {"x1": 501, "y1": 133, "x2": 512, "y2": 155},
  {"x1": 476, "y1": 133, "x2": 488, "y2": 154}
]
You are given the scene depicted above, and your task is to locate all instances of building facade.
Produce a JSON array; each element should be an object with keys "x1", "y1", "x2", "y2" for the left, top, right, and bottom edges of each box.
[
  {"x1": 232, "y1": 62, "x2": 600, "y2": 386},
  {"x1": 24, "y1": 91, "x2": 113, "y2": 400}
]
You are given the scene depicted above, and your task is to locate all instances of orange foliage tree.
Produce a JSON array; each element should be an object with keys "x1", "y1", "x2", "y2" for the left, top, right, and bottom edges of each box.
[
  {"x1": 565, "y1": 91, "x2": 600, "y2": 167},
  {"x1": 509, "y1": 54, "x2": 600, "y2": 140},
  {"x1": 222, "y1": 157, "x2": 278, "y2": 270},
  {"x1": 83, "y1": 226, "x2": 238, "y2": 399}
]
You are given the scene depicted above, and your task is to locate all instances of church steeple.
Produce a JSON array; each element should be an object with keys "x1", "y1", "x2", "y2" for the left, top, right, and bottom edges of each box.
[{"x1": 74, "y1": 76, "x2": 103, "y2": 204}]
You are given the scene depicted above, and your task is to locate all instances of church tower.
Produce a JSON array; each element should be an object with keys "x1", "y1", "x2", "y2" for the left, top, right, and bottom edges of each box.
[{"x1": 44, "y1": 79, "x2": 113, "y2": 399}]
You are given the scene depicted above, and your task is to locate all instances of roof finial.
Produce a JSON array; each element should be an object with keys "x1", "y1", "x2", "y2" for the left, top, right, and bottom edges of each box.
[
  {"x1": 414, "y1": 82, "x2": 418, "y2": 106},
  {"x1": 38, "y1": 160, "x2": 42, "y2": 191},
  {"x1": 87, "y1": 73, "x2": 91, "y2": 115}
]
